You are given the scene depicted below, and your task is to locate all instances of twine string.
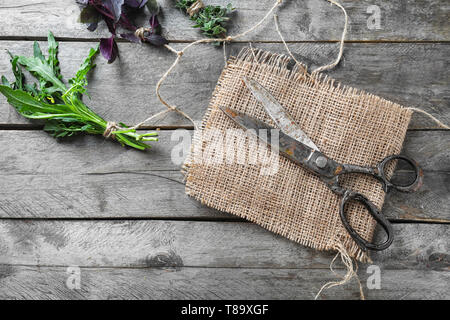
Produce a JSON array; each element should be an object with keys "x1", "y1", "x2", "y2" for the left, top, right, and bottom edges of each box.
[
  {"x1": 406, "y1": 107, "x2": 450, "y2": 129},
  {"x1": 103, "y1": 121, "x2": 119, "y2": 139},
  {"x1": 125, "y1": 0, "x2": 284, "y2": 132},
  {"x1": 315, "y1": 241, "x2": 365, "y2": 300},
  {"x1": 105, "y1": 0, "x2": 449, "y2": 136},
  {"x1": 312, "y1": 0, "x2": 348, "y2": 74},
  {"x1": 187, "y1": 0, "x2": 205, "y2": 17}
]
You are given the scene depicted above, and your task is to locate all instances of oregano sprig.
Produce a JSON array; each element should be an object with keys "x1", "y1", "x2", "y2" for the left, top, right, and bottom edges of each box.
[
  {"x1": 175, "y1": 0, "x2": 235, "y2": 43},
  {"x1": 0, "y1": 32, "x2": 157, "y2": 150}
]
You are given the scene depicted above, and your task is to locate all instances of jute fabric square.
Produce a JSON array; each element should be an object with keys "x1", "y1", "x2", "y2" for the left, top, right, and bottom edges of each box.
[{"x1": 183, "y1": 48, "x2": 412, "y2": 261}]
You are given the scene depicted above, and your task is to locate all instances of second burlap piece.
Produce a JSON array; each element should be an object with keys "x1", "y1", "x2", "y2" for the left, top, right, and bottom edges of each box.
[{"x1": 183, "y1": 48, "x2": 412, "y2": 261}]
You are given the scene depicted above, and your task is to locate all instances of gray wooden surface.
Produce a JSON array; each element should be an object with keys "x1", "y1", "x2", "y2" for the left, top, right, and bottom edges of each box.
[{"x1": 0, "y1": 0, "x2": 448, "y2": 300}]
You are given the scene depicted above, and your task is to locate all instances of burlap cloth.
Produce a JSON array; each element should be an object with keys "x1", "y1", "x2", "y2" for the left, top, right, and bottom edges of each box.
[{"x1": 183, "y1": 48, "x2": 412, "y2": 262}]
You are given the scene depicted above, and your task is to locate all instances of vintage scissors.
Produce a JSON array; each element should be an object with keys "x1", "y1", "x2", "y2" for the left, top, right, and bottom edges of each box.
[{"x1": 218, "y1": 77, "x2": 423, "y2": 252}]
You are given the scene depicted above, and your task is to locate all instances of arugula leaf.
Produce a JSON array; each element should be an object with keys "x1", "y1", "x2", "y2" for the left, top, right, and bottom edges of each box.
[
  {"x1": 17, "y1": 56, "x2": 66, "y2": 93},
  {"x1": 69, "y1": 45, "x2": 100, "y2": 95},
  {"x1": 33, "y1": 42, "x2": 46, "y2": 63},
  {"x1": 0, "y1": 85, "x2": 71, "y2": 116},
  {"x1": 47, "y1": 32, "x2": 62, "y2": 80}
]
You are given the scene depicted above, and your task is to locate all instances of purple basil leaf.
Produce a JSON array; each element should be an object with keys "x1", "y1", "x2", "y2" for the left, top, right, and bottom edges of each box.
[
  {"x1": 124, "y1": 0, "x2": 147, "y2": 8},
  {"x1": 87, "y1": 22, "x2": 99, "y2": 31},
  {"x1": 149, "y1": 14, "x2": 159, "y2": 29},
  {"x1": 146, "y1": 0, "x2": 159, "y2": 15},
  {"x1": 149, "y1": 14, "x2": 161, "y2": 34},
  {"x1": 144, "y1": 34, "x2": 168, "y2": 46},
  {"x1": 120, "y1": 32, "x2": 141, "y2": 43},
  {"x1": 100, "y1": 35, "x2": 119, "y2": 63},
  {"x1": 90, "y1": 2, "x2": 116, "y2": 21},
  {"x1": 119, "y1": 12, "x2": 137, "y2": 31},
  {"x1": 104, "y1": 16, "x2": 117, "y2": 34},
  {"x1": 78, "y1": 5, "x2": 101, "y2": 23},
  {"x1": 103, "y1": 0, "x2": 125, "y2": 22}
]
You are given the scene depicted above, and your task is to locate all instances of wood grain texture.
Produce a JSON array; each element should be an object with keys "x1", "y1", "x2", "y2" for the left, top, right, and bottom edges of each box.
[
  {"x1": 0, "y1": 220, "x2": 448, "y2": 270},
  {"x1": 0, "y1": 42, "x2": 448, "y2": 129},
  {"x1": 0, "y1": 130, "x2": 448, "y2": 220},
  {"x1": 0, "y1": 0, "x2": 448, "y2": 41},
  {"x1": 0, "y1": 265, "x2": 448, "y2": 300},
  {"x1": 0, "y1": 0, "x2": 448, "y2": 301}
]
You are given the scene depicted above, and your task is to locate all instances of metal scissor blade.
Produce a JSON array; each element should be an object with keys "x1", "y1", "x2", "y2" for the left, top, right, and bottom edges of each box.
[
  {"x1": 242, "y1": 77, "x2": 320, "y2": 152},
  {"x1": 218, "y1": 106, "x2": 315, "y2": 168}
]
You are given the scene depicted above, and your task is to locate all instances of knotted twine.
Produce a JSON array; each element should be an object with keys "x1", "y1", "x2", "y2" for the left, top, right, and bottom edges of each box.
[{"x1": 102, "y1": 0, "x2": 449, "y2": 300}]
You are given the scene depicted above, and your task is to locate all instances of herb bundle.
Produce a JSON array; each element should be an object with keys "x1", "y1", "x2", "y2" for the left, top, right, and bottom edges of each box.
[
  {"x1": 175, "y1": 0, "x2": 234, "y2": 42},
  {"x1": 76, "y1": 0, "x2": 168, "y2": 63},
  {"x1": 0, "y1": 32, "x2": 157, "y2": 150}
]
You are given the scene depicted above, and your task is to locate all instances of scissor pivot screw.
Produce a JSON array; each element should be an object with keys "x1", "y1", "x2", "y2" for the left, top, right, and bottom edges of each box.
[{"x1": 315, "y1": 156, "x2": 328, "y2": 168}]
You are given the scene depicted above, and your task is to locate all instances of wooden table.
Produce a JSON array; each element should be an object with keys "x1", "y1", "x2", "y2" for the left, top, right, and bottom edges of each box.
[{"x1": 0, "y1": 0, "x2": 448, "y2": 299}]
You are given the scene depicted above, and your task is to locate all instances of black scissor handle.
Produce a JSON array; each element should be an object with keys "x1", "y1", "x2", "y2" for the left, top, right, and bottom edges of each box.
[
  {"x1": 339, "y1": 190, "x2": 394, "y2": 252},
  {"x1": 377, "y1": 155, "x2": 423, "y2": 193}
]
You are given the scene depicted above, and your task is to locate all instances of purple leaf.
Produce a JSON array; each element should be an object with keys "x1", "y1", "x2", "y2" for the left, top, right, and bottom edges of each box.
[
  {"x1": 124, "y1": 0, "x2": 148, "y2": 8},
  {"x1": 144, "y1": 34, "x2": 168, "y2": 46},
  {"x1": 119, "y1": 12, "x2": 137, "y2": 31},
  {"x1": 104, "y1": 16, "x2": 117, "y2": 34},
  {"x1": 103, "y1": 0, "x2": 125, "y2": 22},
  {"x1": 87, "y1": 22, "x2": 99, "y2": 31},
  {"x1": 149, "y1": 14, "x2": 159, "y2": 29},
  {"x1": 89, "y1": 1, "x2": 115, "y2": 21},
  {"x1": 120, "y1": 32, "x2": 141, "y2": 43},
  {"x1": 149, "y1": 14, "x2": 161, "y2": 34},
  {"x1": 78, "y1": 5, "x2": 101, "y2": 23},
  {"x1": 146, "y1": 0, "x2": 159, "y2": 14},
  {"x1": 100, "y1": 35, "x2": 119, "y2": 63}
]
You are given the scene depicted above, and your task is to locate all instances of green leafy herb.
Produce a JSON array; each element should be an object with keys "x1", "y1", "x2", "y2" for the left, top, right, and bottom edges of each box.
[
  {"x1": 176, "y1": 1, "x2": 234, "y2": 43},
  {"x1": 0, "y1": 31, "x2": 157, "y2": 150}
]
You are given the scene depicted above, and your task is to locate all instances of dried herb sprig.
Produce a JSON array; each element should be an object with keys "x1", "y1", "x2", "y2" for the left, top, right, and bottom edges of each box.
[
  {"x1": 0, "y1": 32, "x2": 157, "y2": 150},
  {"x1": 76, "y1": 0, "x2": 168, "y2": 63},
  {"x1": 175, "y1": 0, "x2": 234, "y2": 42}
]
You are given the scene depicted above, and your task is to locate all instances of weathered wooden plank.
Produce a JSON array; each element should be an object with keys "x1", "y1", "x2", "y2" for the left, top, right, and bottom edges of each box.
[
  {"x1": 0, "y1": 0, "x2": 448, "y2": 41},
  {"x1": 0, "y1": 42, "x2": 448, "y2": 129},
  {"x1": 0, "y1": 220, "x2": 448, "y2": 270},
  {"x1": 1, "y1": 130, "x2": 448, "y2": 174},
  {"x1": 0, "y1": 131, "x2": 448, "y2": 220},
  {"x1": 1, "y1": 171, "x2": 448, "y2": 221},
  {"x1": 0, "y1": 265, "x2": 447, "y2": 300}
]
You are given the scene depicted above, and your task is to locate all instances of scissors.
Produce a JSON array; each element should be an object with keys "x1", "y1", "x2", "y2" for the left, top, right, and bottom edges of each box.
[{"x1": 218, "y1": 77, "x2": 423, "y2": 252}]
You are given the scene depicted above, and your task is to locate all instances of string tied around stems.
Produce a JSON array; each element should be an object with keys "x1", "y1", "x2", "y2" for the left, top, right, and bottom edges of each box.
[
  {"x1": 103, "y1": 121, "x2": 119, "y2": 139},
  {"x1": 187, "y1": 0, "x2": 205, "y2": 17}
]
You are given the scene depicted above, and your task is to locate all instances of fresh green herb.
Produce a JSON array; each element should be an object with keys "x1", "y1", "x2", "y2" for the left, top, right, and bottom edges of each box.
[
  {"x1": 0, "y1": 31, "x2": 157, "y2": 150},
  {"x1": 176, "y1": 1, "x2": 234, "y2": 43}
]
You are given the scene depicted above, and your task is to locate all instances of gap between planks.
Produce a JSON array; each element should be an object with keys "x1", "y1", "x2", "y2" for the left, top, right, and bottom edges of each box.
[
  {"x1": 0, "y1": 125, "x2": 449, "y2": 132},
  {"x1": 0, "y1": 216, "x2": 448, "y2": 224},
  {"x1": 0, "y1": 37, "x2": 449, "y2": 44}
]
